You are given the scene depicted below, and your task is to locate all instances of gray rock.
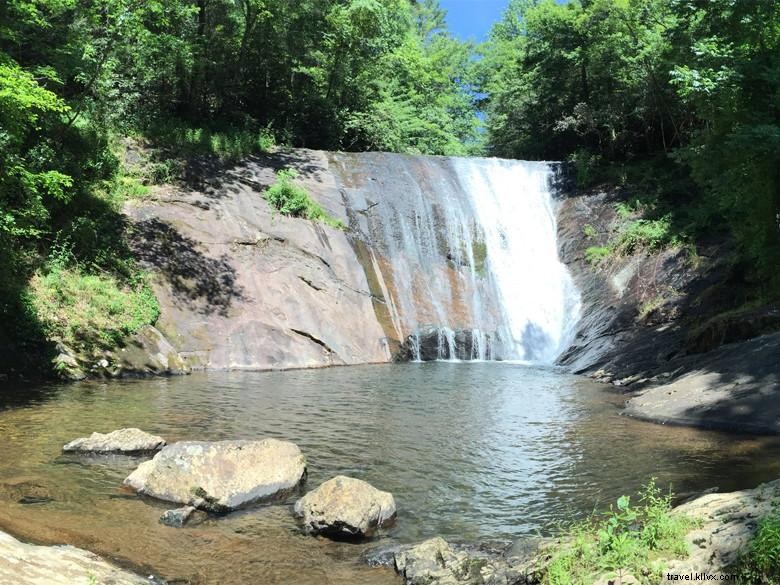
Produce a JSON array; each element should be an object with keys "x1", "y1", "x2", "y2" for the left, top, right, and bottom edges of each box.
[
  {"x1": 0, "y1": 529, "x2": 155, "y2": 584},
  {"x1": 52, "y1": 343, "x2": 85, "y2": 381},
  {"x1": 124, "y1": 439, "x2": 306, "y2": 512},
  {"x1": 63, "y1": 428, "x2": 166, "y2": 453},
  {"x1": 294, "y1": 475, "x2": 396, "y2": 539},
  {"x1": 394, "y1": 537, "x2": 478, "y2": 585},
  {"x1": 665, "y1": 479, "x2": 780, "y2": 574},
  {"x1": 160, "y1": 505, "x2": 196, "y2": 527},
  {"x1": 393, "y1": 537, "x2": 545, "y2": 585},
  {"x1": 115, "y1": 325, "x2": 190, "y2": 376}
]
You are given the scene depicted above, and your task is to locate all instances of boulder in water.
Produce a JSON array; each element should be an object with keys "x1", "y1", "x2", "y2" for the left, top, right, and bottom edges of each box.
[
  {"x1": 293, "y1": 475, "x2": 396, "y2": 539},
  {"x1": 63, "y1": 428, "x2": 166, "y2": 454},
  {"x1": 124, "y1": 439, "x2": 306, "y2": 512},
  {"x1": 160, "y1": 505, "x2": 197, "y2": 528}
]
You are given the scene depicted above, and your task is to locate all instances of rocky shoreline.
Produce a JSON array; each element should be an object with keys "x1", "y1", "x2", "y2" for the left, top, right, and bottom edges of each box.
[
  {"x1": 4, "y1": 477, "x2": 776, "y2": 585},
  {"x1": 0, "y1": 529, "x2": 162, "y2": 585},
  {"x1": 555, "y1": 186, "x2": 780, "y2": 435}
]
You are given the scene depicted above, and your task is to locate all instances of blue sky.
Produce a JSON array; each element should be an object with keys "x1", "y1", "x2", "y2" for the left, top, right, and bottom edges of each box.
[{"x1": 439, "y1": 0, "x2": 509, "y2": 41}]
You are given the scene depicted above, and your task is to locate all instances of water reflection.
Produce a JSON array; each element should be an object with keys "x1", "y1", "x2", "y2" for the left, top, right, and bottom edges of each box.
[{"x1": 0, "y1": 363, "x2": 779, "y2": 584}]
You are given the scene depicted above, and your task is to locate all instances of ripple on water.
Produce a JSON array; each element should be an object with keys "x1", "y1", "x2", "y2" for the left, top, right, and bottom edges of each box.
[{"x1": 1, "y1": 363, "x2": 780, "y2": 583}]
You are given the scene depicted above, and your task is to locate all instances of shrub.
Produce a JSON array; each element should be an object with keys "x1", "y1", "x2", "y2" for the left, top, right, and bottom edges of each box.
[
  {"x1": 544, "y1": 480, "x2": 693, "y2": 585},
  {"x1": 146, "y1": 120, "x2": 276, "y2": 161},
  {"x1": 736, "y1": 509, "x2": 780, "y2": 584},
  {"x1": 613, "y1": 216, "x2": 676, "y2": 255},
  {"x1": 585, "y1": 246, "x2": 611, "y2": 264},
  {"x1": 264, "y1": 169, "x2": 344, "y2": 229},
  {"x1": 27, "y1": 266, "x2": 160, "y2": 351}
]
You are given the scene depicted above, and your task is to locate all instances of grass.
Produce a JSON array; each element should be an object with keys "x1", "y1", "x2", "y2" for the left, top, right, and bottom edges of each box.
[
  {"x1": 585, "y1": 203, "x2": 679, "y2": 266},
  {"x1": 585, "y1": 246, "x2": 611, "y2": 265},
  {"x1": 734, "y1": 507, "x2": 780, "y2": 584},
  {"x1": 265, "y1": 169, "x2": 344, "y2": 229},
  {"x1": 583, "y1": 224, "x2": 598, "y2": 239},
  {"x1": 27, "y1": 266, "x2": 160, "y2": 352},
  {"x1": 145, "y1": 120, "x2": 275, "y2": 162},
  {"x1": 544, "y1": 480, "x2": 693, "y2": 585}
]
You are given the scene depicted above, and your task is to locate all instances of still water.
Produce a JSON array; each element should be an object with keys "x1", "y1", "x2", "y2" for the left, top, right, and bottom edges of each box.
[{"x1": 1, "y1": 363, "x2": 779, "y2": 584}]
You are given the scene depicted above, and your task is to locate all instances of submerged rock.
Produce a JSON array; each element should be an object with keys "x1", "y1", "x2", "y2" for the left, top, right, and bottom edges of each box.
[
  {"x1": 160, "y1": 505, "x2": 196, "y2": 528},
  {"x1": 124, "y1": 439, "x2": 306, "y2": 512},
  {"x1": 293, "y1": 475, "x2": 396, "y2": 539},
  {"x1": 0, "y1": 529, "x2": 156, "y2": 584},
  {"x1": 63, "y1": 428, "x2": 166, "y2": 454}
]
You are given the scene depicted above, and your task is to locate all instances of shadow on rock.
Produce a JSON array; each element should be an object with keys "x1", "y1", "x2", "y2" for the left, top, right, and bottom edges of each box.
[{"x1": 129, "y1": 219, "x2": 244, "y2": 316}]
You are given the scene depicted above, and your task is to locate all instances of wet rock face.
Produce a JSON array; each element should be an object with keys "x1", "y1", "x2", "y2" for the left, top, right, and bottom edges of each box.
[
  {"x1": 62, "y1": 428, "x2": 166, "y2": 454},
  {"x1": 124, "y1": 439, "x2": 306, "y2": 512},
  {"x1": 0, "y1": 529, "x2": 156, "y2": 585},
  {"x1": 294, "y1": 476, "x2": 396, "y2": 539},
  {"x1": 554, "y1": 186, "x2": 742, "y2": 381},
  {"x1": 396, "y1": 327, "x2": 497, "y2": 361}
]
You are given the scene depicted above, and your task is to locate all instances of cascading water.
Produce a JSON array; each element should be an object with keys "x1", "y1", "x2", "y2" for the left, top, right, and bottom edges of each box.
[
  {"x1": 455, "y1": 159, "x2": 582, "y2": 362},
  {"x1": 332, "y1": 153, "x2": 581, "y2": 363}
]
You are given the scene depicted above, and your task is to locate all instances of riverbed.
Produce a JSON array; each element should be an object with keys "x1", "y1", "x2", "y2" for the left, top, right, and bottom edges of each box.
[{"x1": 2, "y1": 363, "x2": 779, "y2": 584}]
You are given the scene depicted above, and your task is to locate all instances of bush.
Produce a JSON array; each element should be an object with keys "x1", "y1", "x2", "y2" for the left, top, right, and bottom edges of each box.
[
  {"x1": 736, "y1": 510, "x2": 780, "y2": 584},
  {"x1": 264, "y1": 169, "x2": 344, "y2": 229},
  {"x1": 585, "y1": 246, "x2": 611, "y2": 265},
  {"x1": 544, "y1": 480, "x2": 692, "y2": 585},
  {"x1": 146, "y1": 120, "x2": 276, "y2": 161},
  {"x1": 27, "y1": 266, "x2": 160, "y2": 351},
  {"x1": 613, "y1": 216, "x2": 677, "y2": 255}
]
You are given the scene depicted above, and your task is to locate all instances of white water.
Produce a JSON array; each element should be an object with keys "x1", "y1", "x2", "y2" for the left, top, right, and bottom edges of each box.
[
  {"x1": 455, "y1": 159, "x2": 582, "y2": 362},
  {"x1": 335, "y1": 153, "x2": 581, "y2": 363}
]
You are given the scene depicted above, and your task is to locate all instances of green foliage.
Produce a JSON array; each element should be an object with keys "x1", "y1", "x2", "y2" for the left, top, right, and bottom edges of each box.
[
  {"x1": 585, "y1": 246, "x2": 611, "y2": 265},
  {"x1": 545, "y1": 480, "x2": 693, "y2": 585},
  {"x1": 265, "y1": 169, "x2": 344, "y2": 229},
  {"x1": 582, "y1": 224, "x2": 598, "y2": 239},
  {"x1": 613, "y1": 216, "x2": 676, "y2": 255},
  {"x1": 28, "y1": 266, "x2": 160, "y2": 351},
  {"x1": 735, "y1": 508, "x2": 780, "y2": 585},
  {"x1": 480, "y1": 0, "x2": 780, "y2": 295},
  {"x1": 146, "y1": 122, "x2": 276, "y2": 162}
]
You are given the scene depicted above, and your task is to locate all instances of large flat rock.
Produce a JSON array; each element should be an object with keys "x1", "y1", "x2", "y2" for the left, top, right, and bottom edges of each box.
[
  {"x1": 0, "y1": 529, "x2": 153, "y2": 585},
  {"x1": 63, "y1": 428, "x2": 166, "y2": 453},
  {"x1": 125, "y1": 150, "x2": 391, "y2": 371},
  {"x1": 124, "y1": 439, "x2": 306, "y2": 512},
  {"x1": 624, "y1": 333, "x2": 780, "y2": 434},
  {"x1": 666, "y1": 479, "x2": 780, "y2": 574}
]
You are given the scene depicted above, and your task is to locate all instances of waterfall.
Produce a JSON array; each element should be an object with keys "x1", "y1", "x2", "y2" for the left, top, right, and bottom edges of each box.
[
  {"x1": 333, "y1": 153, "x2": 581, "y2": 364},
  {"x1": 455, "y1": 159, "x2": 581, "y2": 362}
]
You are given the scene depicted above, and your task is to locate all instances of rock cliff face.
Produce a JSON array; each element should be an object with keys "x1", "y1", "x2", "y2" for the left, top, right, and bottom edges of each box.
[
  {"x1": 554, "y1": 185, "x2": 780, "y2": 433},
  {"x1": 123, "y1": 149, "x2": 578, "y2": 372},
  {"x1": 125, "y1": 150, "x2": 391, "y2": 371}
]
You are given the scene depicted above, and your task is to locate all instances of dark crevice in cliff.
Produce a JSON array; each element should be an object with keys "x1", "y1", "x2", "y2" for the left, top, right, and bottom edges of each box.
[
  {"x1": 289, "y1": 329, "x2": 334, "y2": 354},
  {"x1": 298, "y1": 276, "x2": 324, "y2": 292}
]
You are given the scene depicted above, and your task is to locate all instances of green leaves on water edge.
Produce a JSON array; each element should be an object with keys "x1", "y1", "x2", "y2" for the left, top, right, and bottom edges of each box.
[{"x1": 544, "y1": 479, "x2": 693, "y2": 585}]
